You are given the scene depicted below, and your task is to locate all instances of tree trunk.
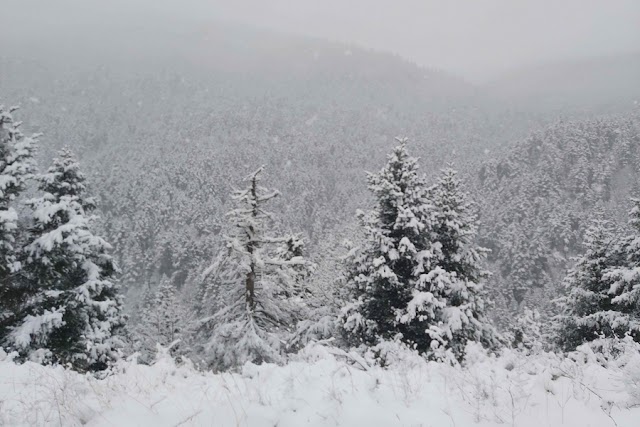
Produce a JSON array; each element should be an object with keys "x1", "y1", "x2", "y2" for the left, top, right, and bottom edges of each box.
[
  {"x1": 245, "y1": 173, "x2": 259, "y2": 311},
  {"x1": 246, "y1": 268, "x2": 256, "y2": 311}
]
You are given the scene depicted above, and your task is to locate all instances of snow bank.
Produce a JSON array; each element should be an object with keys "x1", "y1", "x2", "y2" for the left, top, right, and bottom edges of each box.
[{"x1": 0, "y1": 344, "x2": 638, "y2": 426}]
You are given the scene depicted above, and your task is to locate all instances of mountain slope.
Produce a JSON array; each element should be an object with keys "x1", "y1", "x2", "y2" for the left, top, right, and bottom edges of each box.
[
  {"x1": 476, "y1": 109, "x2": 640, "y2": 317},
  {"x1": 0, "y1": 22, "x2": 517, "y2": 309},
  {"x1": 2, "y1": 22, "x2": 638, "y2": 318}
]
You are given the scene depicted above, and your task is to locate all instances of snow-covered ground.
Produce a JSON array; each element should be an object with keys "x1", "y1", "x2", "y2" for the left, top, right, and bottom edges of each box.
[{"x1": 1, "y1": 342, "x2": 639, "y2": 427}]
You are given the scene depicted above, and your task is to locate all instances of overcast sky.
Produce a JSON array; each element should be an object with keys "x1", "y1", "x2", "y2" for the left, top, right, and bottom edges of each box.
[
  {"x1": 207, "y1": 0, "x2": 640, "y2": 81},
  {"x1": 3, "y1": 0, "x2": 640, "y2": 81}
]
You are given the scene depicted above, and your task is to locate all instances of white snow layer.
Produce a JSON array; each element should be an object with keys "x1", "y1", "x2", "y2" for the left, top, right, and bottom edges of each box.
[{"x1": 0, "y1": 342, "x2": 639, "y2": 427}]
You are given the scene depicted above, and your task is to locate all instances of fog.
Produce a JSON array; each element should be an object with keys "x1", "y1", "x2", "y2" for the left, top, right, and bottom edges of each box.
[
  {"x1": 208, "y1": 0, "x2": 640, "y2": 81},
  {"x1": 3, "y1": 2, "x2": 640, "y2": 422},
  {"x1": 2, "y1": 0, "x2": 639, "y2": 81}
]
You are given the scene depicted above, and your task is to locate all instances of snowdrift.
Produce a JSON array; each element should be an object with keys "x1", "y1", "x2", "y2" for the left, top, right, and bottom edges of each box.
[{"x1": 0, "y1": 342, "x2": 639, "y2": 426}]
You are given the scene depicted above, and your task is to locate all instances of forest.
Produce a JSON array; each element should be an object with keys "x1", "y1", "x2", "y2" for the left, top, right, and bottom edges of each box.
[{"x1": 1, "y1": 4, "x2": 640, "y2": 426}]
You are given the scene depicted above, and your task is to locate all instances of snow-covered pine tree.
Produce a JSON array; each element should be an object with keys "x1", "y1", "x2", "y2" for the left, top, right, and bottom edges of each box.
[
  {"x1": 339, "y1": 138, "x2": 440, "y2": 352},
  {"x1": 553, "y1": 218, "x2": 626, "y2": 351},
  {"x1": 510, "y1": 307, "x2": 544, "y2": 353},
  {"x1": 197, "y1": 166, "x2": 311, "y2": 371},
  {"x1": 6, "y1": 147, "x2": 125, "y2": 371},
  {"x1": 0, "y1": 105, "x2": 38, "y2": 341},
  {"x1": 340, "y1": 141, "x2": 496, "y2": 361},
  {"x1": 405, "y1": 167, "x2": 496, "y2": 360},
  {"x1": 275, "y1": 233, "x2": 315, "y2": 297},
  {"x1": 136, "y1": 275, "x2": 193, "y2": 363},
  {"x1": 290, "y1": 231, "x2": 354, "y2": 350},
  {"x1": 601, "y1": 199, "x2": 640, "y2": 341}
]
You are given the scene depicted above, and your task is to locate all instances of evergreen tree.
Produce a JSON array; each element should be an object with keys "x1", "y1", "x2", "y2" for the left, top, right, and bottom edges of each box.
[
  {"x1": 136, "y1": 275, "x2": 192, "y2": 363},
  {"x1": 411, "y1": 168, "x2": 495, "y2": 359},
  {"x1": 509, "y1": 307, "x2": 544, "y2": 353},
  {"x1": 6, "y1": 147, "x2": 125, "y2": 371},
  {"x1": 0, "y1": 105, "x2": 38, "y2": 340},
  {"x1": 601, "y1": 199, "x2": 640, "y2": 340},
  {"x1": 553, "y1": 219, "x2": 627, "y2": 351},
  {"x1": 339, "y1": 138, "x2": 436, "y2": 350},
  {"x1": 275, "y1": 233, "x2": 314, "y2": 297},
  {"x1": 290, "y1": 231, "x2": 350, "y2": 350},
  {"x1": 197, "y1": 167, "x2": 311, "y2": 371},
  {"x1": 340, "y1": 140, "x2": 496, "y2": 361}
]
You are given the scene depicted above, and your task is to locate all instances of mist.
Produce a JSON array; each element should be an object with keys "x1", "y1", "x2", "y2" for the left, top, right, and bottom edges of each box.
[
  {"x1": 2, "y1": 0, "x2": 639, "y2": 81},
  {"x1": 207, "y1": 0, "x2": 640, "y2": 81},
  {"x1": 2, "y1": 2, "x2": 640, "y2": 426}
]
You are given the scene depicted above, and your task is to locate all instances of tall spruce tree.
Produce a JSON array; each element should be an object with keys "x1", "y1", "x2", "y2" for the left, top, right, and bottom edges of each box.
[
  {"x1": 340, "y1": 138, "x2": 437, "y2": 350},
  {"x1": 340, "y1": 140, "x2": 496, "y2": 361},
  {"x1": 601, "y1": 200, "x2": 640, "y2": 341},
  {"x1": 6, "y1": 147, "x2": 125, "y2": 371},
  {"x1": 0, "y1": 105, "x2": 38, "y2": 341},
  {"x1": 554, "y1": 199, "x2": 640, "y2": 352},
  {"x1": 553, "y1": 219, "x2": 625, "y2": 351},
  {"x1": 197, "y1": 167, "x2": 311, "y2": 371},
  {"x1": 410, "y1": 168, "x2": 496, "y2": 359}
]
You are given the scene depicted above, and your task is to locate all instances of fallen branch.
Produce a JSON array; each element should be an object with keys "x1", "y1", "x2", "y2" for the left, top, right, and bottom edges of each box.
[
  {"x1": 174, "y1": 410, "x2": 203, "y2": 426},
  {"x1": 324, "y1": 347, "x2": 371, "y2": 371}
]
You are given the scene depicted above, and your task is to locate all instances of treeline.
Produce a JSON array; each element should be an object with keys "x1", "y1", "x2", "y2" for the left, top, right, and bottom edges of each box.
[
  {"x1": 2, "y1": 105, "x2": 639, "y2": 374},
  {"x1": 0, "y1": 53, "x2": 546, "y2": 312}
]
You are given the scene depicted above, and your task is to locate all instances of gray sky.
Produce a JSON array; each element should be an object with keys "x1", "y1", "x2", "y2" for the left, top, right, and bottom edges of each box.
[
  {"x1": 207, "y1": 0, "x2": 640, "y2": 81},
  {"x1": 3, "y1": 0, "x2": 640, "y2": 81}
]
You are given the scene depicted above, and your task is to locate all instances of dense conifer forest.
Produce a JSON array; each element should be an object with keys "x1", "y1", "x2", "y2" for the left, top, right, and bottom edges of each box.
[{"x1": 1, "y1": 7, "x2": 640, "y2": 426}]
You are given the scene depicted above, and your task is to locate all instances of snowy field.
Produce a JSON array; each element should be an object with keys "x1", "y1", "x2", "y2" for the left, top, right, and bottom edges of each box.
[{"x1": 1, "y1": 342, "x2": 639, "y2": 427}]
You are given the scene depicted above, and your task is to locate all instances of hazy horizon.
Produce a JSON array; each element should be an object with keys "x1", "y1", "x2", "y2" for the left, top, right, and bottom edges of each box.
[{"x1": 1, "y1": 0, "x2": 639, "y2": 82}]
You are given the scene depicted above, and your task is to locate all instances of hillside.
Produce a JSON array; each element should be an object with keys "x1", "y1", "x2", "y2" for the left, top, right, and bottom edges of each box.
[
  {"x1": 3, "y1": 5, "x2": 640, "y2": 427},
  {"x1": 476, "y1": 110, "x2": 640, "y2": 317},
  {"x1": 2, "y1": 22, "x2": 639, "y2": 319},
  {"x1": 0, "y1": 22, "x2": 523, "y2": 309}
]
